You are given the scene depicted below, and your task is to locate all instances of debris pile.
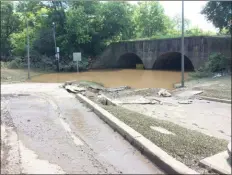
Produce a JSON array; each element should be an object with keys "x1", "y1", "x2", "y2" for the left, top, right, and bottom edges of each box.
[{"x1": 158, "y1": 89, "x2": 172, "y2": 97}]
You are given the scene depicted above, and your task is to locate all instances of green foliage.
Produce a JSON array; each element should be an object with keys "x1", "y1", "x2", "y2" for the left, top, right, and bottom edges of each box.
[
  {"x1": 190, "y1": 53, "x2": 231, "y2": 78},
  {"x1": 64, "y1": 6, "x2": 92, "y2": 53},
  {"x1": 3, "y1": 1, "x2": 223, "y2": 72},
  {"x1": 133, "y1": 2, "x2": 168, "y2": 38},
  {"x1": 59, "y1": 56, "x2": 89, "y2": 72},
  {"x1": 1, "y1": 61, "x2": 9, "y2": 68},
  {"x1": 7, "y1": 57, "x2": 24, "y2": 69},
  {"x1": 201, "y1": 1, "x2": 232, "y2": 34},
  {"x1": 189, "y1": 67, "x2": 212, "y2": 78},
  {"x1": 172, "y1": 14, "x2": 191, "y2": 32},
  {"x1": 35, "y1": 55, "x2": 56, "y2": 71},
  {"x1": 185, "y1": 26, "x2": 216, "y2": 36},
  {"x1": 208, "y1": 53, "x2": 231, "y2": 72},
  {"x1": 60, "y1": 62, "x2": 77, "y2": 72},
  {"x1": 100, "y1": 1, "x2": 135, "y2": 40},
  {"x1": 10, "y1": 28, "x2": 36, "y2": 56},
  {"x1": 79, "y1": 58, "x2": 89, "y2": 71},
  {"x1": 1, "y1": 1, "x2": 21, "y2": 59}
]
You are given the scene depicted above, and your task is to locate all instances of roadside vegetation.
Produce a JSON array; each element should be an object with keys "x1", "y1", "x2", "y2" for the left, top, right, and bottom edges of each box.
[
  {"x1": 1, "y1": 1, "x2": 231, "y2": 72},
  {"x1": 189, "y1": 52, "x2": 231, "y2": 79},
  {"x1": 172, "y1": 52, "x2": 232, "y2": 100},
  {"x1": 1, "y1": 61, "x2": 54, "y2": 83}
]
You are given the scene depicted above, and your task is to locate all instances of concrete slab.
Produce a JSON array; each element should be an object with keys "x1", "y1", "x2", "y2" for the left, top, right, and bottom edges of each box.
[
  {"x1": 200, "y1": 96, "x2": 231, "y2": 104},
  {"x1": 176, "y1": 90, "x2": 203, "y2": 99},
  {"x1": 200, "y1": 151, "x2": 231, "y2": 174},
  {"x1": 228, "y1": 142, "x2": 231, "y2": 157},
  {"x1": 150, "y1": 126, "x2": 176, "y2": 135}
]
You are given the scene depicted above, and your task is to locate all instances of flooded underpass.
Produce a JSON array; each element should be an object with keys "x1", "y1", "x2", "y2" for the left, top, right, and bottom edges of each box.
[{"x1": 29, "y1": 70, "x2": 190, "y2": 89}]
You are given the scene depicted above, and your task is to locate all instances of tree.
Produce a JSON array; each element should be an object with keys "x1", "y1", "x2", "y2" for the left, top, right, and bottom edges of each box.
[
  {"x1": 1, "y1": 1, "x2": 20, "y2": 59},
  {"x1": 75, "y1": 1, "x2": 136, "y2": 55},
  {"x1": 100, "y1": 2, "x2": 135, "y2": 41},
  {"x1": 8, "y1": 0, "x2": 217, "y2": 71},
  {"x1": 201, "y1": 1, "x2": 232, "y2": 35},
  {"x1": 133, "y1": 2, "x2": 169, "y2": 38},
  {"x1": 185, "y1": 26, "x2": 216, "y2": 36},
  {"x1": 172, "y1": 13, "x2": 191, "y2": 32},
  {"x1": 64, "y1": 7, "x2": 92, "y2": 53}
]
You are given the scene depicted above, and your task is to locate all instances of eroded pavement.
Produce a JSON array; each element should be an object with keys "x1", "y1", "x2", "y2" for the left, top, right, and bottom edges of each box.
[
  {"x1": 112, "y1": 92, "x2": 231, "y2": 141},
  {"x1": 1, "y1": 83, "x2": 164, "y2": 174}
]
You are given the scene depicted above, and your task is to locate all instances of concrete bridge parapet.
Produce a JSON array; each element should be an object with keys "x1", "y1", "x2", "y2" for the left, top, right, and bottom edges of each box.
[{"x1": 92, "y1": 36, "x2": 231, "y2": 70}]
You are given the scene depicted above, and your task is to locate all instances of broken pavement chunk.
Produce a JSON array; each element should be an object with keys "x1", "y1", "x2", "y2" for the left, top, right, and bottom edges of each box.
[
  {"x1": 178, "y1": 100, "x2": 193, "y2": 104},
  {"x1": 65, "y1": 85, "x2": 86, "y2": 93},
  {"x1": 158, "y1": 89, "x2": 171, "y2": 97}
]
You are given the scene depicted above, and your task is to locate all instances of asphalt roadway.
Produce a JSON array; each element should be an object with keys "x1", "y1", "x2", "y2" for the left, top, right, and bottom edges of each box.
[{"x1": 1, "y1": 83, "x2": 164, "y2": 174}]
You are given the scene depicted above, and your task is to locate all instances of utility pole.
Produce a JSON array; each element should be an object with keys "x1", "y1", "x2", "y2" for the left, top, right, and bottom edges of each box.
[
  {"x1": 26, "y1": 16, "x2": 30, "y2": 80},
  {"x1": 181, "y1": 0, "x2": 185, "y2": 87},
  {"x1": 25, "y1": 14, "x2": 48, "y2": 80},
  {"x1": 52, "y1": 22, "x2": 59, "y2": 72}
]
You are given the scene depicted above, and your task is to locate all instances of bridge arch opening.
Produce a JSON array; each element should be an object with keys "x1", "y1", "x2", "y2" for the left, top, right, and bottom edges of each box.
[
  {"x1": 117, "y1": 53, "x2": 144, "y2": 69},
  {"x1": 153, "y1": 52, "x2": 194, "y2": 71}
]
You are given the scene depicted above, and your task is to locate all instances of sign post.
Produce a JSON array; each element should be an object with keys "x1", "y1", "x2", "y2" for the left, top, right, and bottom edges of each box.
[
  {"x1": 57, "y1": 47, "x2": 60, "y2": 72},
  {"x1": 181, "y1": 0, "x2": 185, "y2": 87},
  {"x1": 73, "y1": 52, "x2": 81, "y2": 72},
  {"x1": 76, "y1": 60, "x2": 79, "y2": 72}
]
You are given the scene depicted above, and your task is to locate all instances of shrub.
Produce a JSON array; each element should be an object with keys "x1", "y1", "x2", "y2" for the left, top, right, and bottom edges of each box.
[
  {"x1": 190, "y1": 53, "x2": 231, "y2": 78},
  {"x1": 1, "y1": 61, "x2": 8, "y2": 68},
  {"x1": 37, "y1": 55, "x2": 56, "y2": 71},
  {"x1": 59, "y1": 56, "x2": 89, "y2": 72},
  {"x1": 60, "y1": 62, "x2": 77, "y2": 72},
  {"x1": 189, "y1": 70, "x2": 212, "y2": 79},
  {"x1": 79, "y1": 58, "x2": 89, "y2": 71},
  {"x1": 7, "y1": 57, "x2": 24, "y2": 69},
  {"x1": 207, "y1": 53, "x2": 231, "y2": 73}
]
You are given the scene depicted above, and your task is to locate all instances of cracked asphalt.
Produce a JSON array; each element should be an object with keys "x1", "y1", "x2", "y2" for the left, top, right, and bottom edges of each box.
[{"x1": 1, "y1": 83, "x2": 164, "y2": 174}]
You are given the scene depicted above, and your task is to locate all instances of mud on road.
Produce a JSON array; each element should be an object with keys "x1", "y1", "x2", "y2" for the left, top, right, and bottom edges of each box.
[
  {"x1": 62, "y1": 81, "x2": 230, "y2": 173},
  {"x1": 1, "y1": 83, "x2": 164, "y2": 174}
]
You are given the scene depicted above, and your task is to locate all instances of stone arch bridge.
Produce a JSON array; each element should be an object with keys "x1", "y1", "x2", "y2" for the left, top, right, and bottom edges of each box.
[{"x1": 91, "y1": 36, "x2": 231, "y2": 71}]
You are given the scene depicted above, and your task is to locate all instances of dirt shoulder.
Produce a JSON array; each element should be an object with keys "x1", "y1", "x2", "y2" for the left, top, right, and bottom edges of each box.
[
  {"x1": 176, "y1": 75, "x2": 231, "y2": 100},
  {"x1": 1, "y1": 68, "x2": 53, "y2": 84}
]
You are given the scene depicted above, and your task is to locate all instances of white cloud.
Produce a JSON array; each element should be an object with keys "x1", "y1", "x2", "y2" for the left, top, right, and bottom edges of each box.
[{"x1": 130, "y1": 1, "x2": 218, "y2": 32}]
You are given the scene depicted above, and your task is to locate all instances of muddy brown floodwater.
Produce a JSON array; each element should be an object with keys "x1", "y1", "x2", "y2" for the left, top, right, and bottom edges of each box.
[{"x1": 29, "y1": 69, "x2": 190, "y2": 89}]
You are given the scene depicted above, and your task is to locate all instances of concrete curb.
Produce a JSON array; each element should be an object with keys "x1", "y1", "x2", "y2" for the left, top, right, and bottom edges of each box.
[
  {"x1": 76, "y1": 94, "x2": 199, "y2": 174},
  {"x1": 199, "y1": 96, "x2": 231, "y2": 104},
  {"x1": 100, "y1": 94, "x2": 118, "y2": 106}
]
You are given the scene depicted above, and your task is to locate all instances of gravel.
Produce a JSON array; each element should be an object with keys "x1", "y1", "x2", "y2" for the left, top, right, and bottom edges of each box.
[
  {"x1": 177, "y1": 75, "x2": 231, "y2": 100},
  {"x1": 102, "y1": 105, "x2": 228, "y2": 173}
]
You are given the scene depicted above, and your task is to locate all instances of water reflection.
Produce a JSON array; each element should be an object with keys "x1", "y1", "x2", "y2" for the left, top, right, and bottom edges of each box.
[{"x1": 29, "y1": 69, "x2": 190, "y2": 89}]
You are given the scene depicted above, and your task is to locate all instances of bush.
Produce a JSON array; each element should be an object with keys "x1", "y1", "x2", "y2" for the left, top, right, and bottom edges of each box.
[
  {"x1": 36, "y1": 55, "x2": 56, "y2": 71},
  {"x1": 190, "y1": 53, "x2": 231, "y2": 78},
  {"x1": 79, "y1": 58, "x2": 89, "y2": 71},
  {"x1": 1, "y1": 61, "x2": 8, "y2": 68},
  {"x1": 60, "y1": 62, "x2": 77, "y2": 72},
  {"x1": 189, "y1": 70, "x2": 212, "y2": 79},
  {"x1": 7, "y1": 57, "x2": 24, "y2": 69},
  {"x1": 59, "y1": 56, "x2": 89, "y2": 72},
  {"x1": 208, "y1": 53, "x2": 231, "y2": 73}
]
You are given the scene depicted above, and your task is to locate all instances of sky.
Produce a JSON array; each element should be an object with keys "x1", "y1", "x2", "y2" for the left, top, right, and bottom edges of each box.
[
  {"x1": 14, "y1": 1, "x2": 217, "y2": 32},
  {"x1": 131, "y1": 1, "x2": 217, "y2": 32}
]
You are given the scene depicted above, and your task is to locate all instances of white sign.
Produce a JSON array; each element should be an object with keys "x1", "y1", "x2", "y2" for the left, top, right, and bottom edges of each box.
[
  {"x1": 73, "y1": 52, "x2": 81, "y2": 62},
  {"x1": 57, "y1": 47, "x2": 60, "y2": 53}
]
